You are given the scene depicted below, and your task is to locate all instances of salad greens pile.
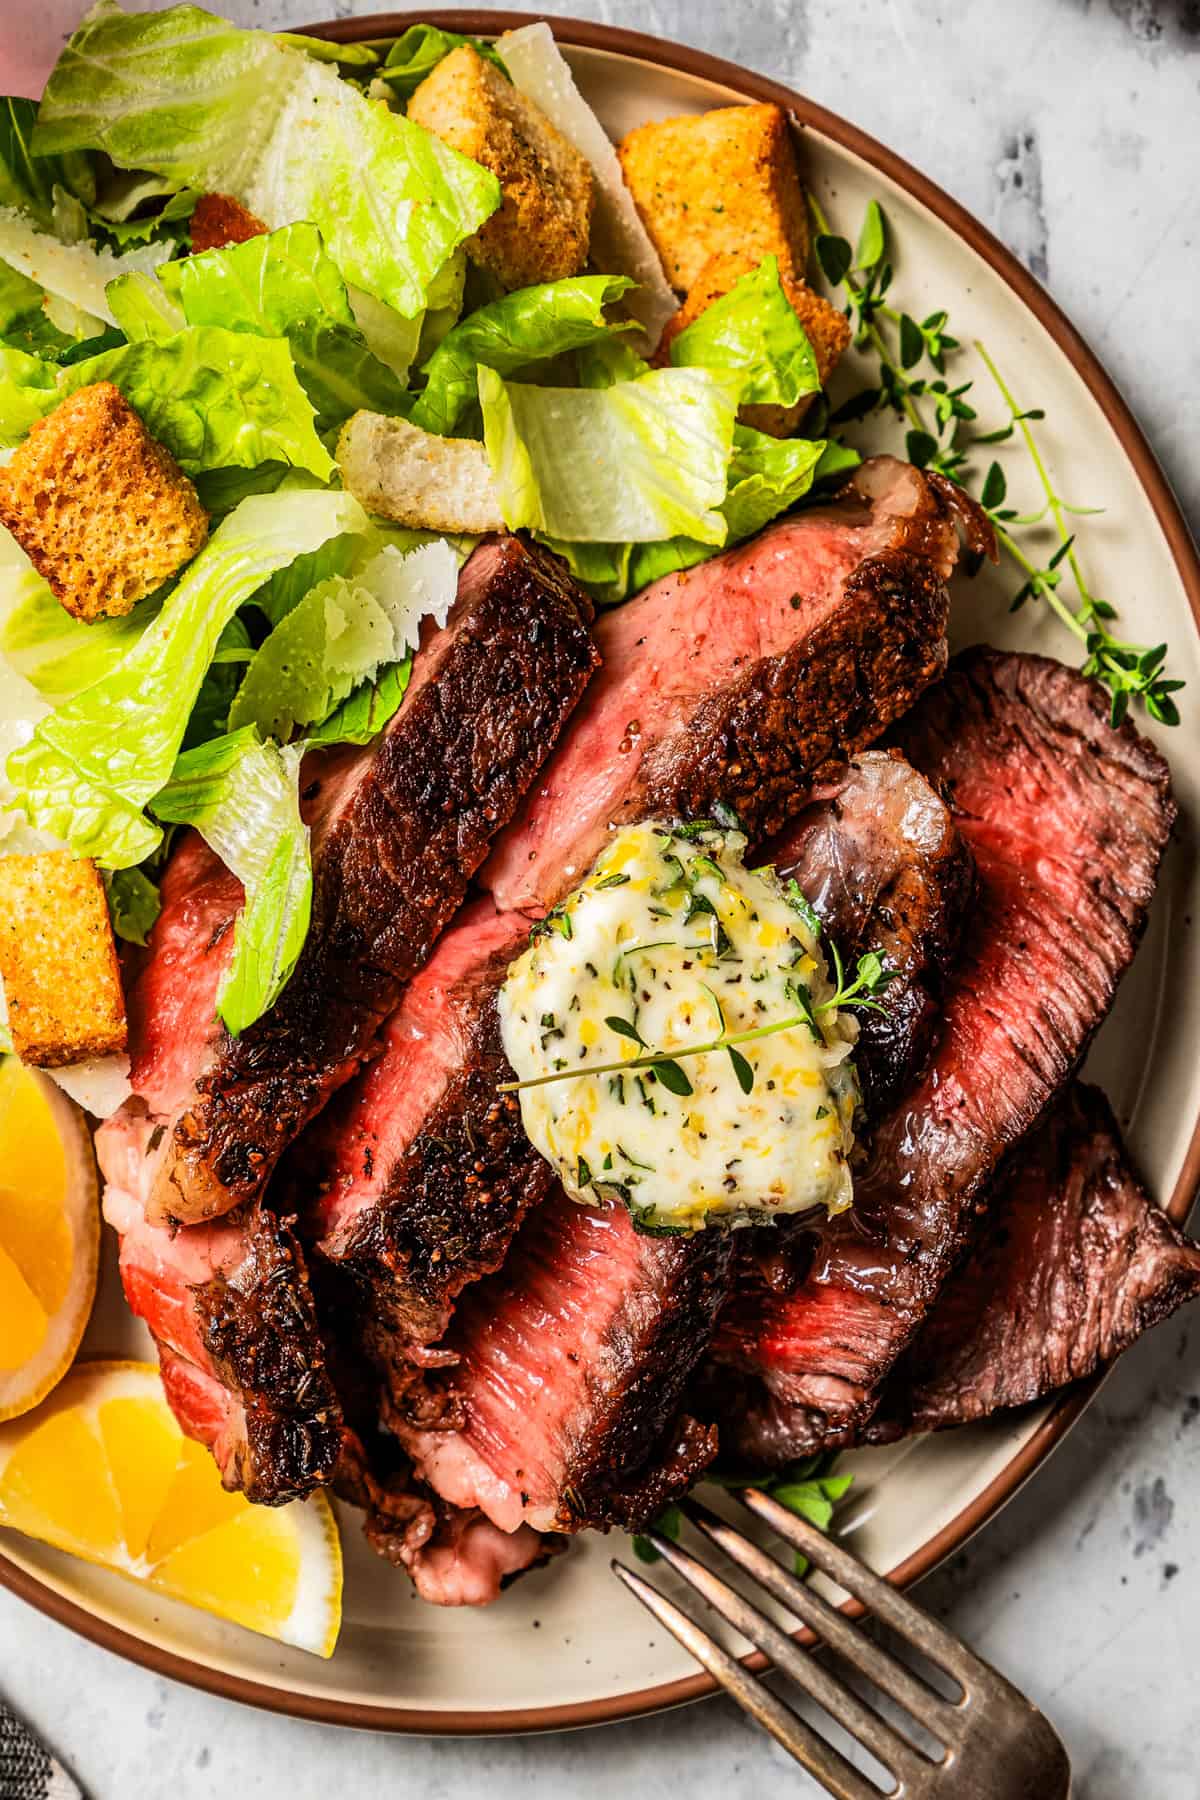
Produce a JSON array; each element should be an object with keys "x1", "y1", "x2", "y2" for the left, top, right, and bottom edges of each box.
[{"x1": 0, "y1": 1, "x2": 835, "y2": 1040}]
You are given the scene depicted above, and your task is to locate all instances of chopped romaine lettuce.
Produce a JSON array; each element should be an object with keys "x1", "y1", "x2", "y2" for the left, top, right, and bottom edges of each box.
[
  {"x1": 151, "y1": 726, "x2": 311, "y2": 1035},
  {"x1": 669, "y1": 256, "x2": 820, "y2": 408},
  {"x1": 479, "y1": 363, "x2": 742, "y2": 547},
  {"x1": 545, "y1": 427, "x2": 828, "y2": 603},
  {"x1": 0, "y1": 345, "x2": 59, "y2": 444},
  {"x1": 273, "y1": 33, "x2": 379, "y2": 68},
  {"x1": 346, "y1": 286, "x2": 425, "y2": 385},
  {"x1": 57, "y1": 327, "x2": 334, "y2": 478},
  {"x1": 378, "y1": 24, "x2": 509, "y2": 101},
  {"x1": 229, "y1": 537, "x2": 458, "y2": 741},
  {"x1": 157, "y1": 223, "x2": 407, "y2": 433},
  {"x1": 5, "y1": 487, "x2": 368, "y2": 867},
  {"x1": 410, "y1": 274, "x2": 635, "y2": 437},
  {"x1": 305, "y1": 660, "x2": 412, "y2": 747},
  {"x1": 183, "y1": 614, "x2": 253, "y2": 749},
  {"x1": 0, "y1": 97, "x2": 94, "y2": 230},
  {"x1": 34, "y1": 4, "x2": 501, "y2": 318},
  {"x1": 103, "y1": 865, "x2": 161, "y2": 946},
  {"x1": 495, "y1": 24, "x2": 677, "y2": 352},
  {"x1": 1, "y1": 578, "x2": 159, "y2": 701},
  {"x1": 0, "y1": 206, "x2": 171, "y2": 327},
  {"x1": 105, "y1": 270, "x2": 185, "y2": 341}
]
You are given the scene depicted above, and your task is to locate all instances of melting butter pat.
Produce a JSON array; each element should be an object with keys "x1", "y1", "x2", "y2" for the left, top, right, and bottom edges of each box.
[{"x1": 498, "y1": 819, "x2": 859, "y2": 1233}]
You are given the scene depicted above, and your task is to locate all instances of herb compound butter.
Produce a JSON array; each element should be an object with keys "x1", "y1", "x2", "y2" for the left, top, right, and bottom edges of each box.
[{"x1": 498, "y1": 820, "x2": 859, "y2": 1232}]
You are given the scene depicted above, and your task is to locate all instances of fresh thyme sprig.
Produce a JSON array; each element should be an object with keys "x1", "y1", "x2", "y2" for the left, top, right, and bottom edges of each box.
[
  {"x1": 498, "y1": 946, "x2": 893, "y2": 1101},
  {"x1": 808, "y1": 195, "x2": 1185, "y2": 727}
]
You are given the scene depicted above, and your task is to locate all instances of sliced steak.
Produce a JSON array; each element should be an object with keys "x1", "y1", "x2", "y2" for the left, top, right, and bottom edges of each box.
[
  {"x1": 391, "y1": 1191, "x2": 730, "y2": 1534},
  {"x1": 99, "y1": 1112, "x2": 340, "y2": 1504},
  {"x1": 485, "y1": 457, "x2": 988, "y2": 914},
  {"x1": 865, "y1": 1084, "x2": 1200, "y2": 1440},
  {"x1": 302, "y1": 898, "x2": 542, "y2": 1355},
  {"x1": 763, "y1": 748, "x2": 975, "y2": 1114},
  {"x1": 118, "y1": 535, "x2": 598, "y2": 1229},
  {"x1": 301, "y1": 460, "x2": 986, "y2": 1383},
  {"x1": 701, "y1": 650, "x2": 1174, "y2": 1463}
]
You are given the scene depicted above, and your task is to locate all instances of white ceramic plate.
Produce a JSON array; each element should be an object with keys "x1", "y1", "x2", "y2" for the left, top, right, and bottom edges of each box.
[{"x1": 2, "y1": 9, "x2": 1198, "y2": 1733}]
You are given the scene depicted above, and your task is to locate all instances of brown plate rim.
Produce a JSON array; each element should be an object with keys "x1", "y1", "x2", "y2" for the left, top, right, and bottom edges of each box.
[{"x1": 3, "y1": 6, "x2": 1198, "y2": 1738}]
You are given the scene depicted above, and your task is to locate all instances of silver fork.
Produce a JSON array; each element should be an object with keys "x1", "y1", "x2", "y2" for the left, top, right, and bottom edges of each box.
[{"x1": 613, "y1": 1487, "x2": 1071, "y2": 1798}]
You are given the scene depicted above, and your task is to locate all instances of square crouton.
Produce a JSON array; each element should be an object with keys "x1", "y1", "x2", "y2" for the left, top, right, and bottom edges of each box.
[
  {"x1": 408, "y1": 45, "x2": 593, "y2": 291},
  {"x1": 618, "y1": 103, "x2": 810, "y2": 294},
  {"x1": 0, "y1": 383, "x2": 208, "y2": 623},
  {"x1": 656, "y1": 251, "x2": 852, "y2": 435},
  {"x1": 189, "y1": 192, "x2": 267, "y2": 253},
  {"x1": 0, "y1": 852, "x2": 126, "y2": 1067}
]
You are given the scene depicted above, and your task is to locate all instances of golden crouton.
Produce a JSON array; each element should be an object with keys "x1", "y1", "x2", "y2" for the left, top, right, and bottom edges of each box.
[
  {"x1": 408, "y1": 45, "x2": 593, "y2": 291},
  {"x1": 656, "y1": 251, "x2": 852, "y2": 435},
  {"x1": 0, "y1": 852, "x2": 126, "y2": 1067},
  {"x1": 618, "y1": 103, "x2": 810, "y2": 294},
  {"x1": 189, "y1": 192, "x2": 267, "y2": 253},
  {"x1": 0, "y1": 383, "x2": 208, "y2": 623}
]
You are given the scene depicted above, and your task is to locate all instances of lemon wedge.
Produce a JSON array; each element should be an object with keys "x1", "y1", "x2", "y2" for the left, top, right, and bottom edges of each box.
[
  {"x1": 0, "y1": 1361, "x2": 343, "y2": 1657},
  {"x1": 0, "y1": 1058, "x2": 98, "y2": 1420}
]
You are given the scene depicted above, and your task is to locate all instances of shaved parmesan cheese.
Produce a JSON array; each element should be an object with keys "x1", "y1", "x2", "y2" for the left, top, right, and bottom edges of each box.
[
  {"x1": 496, "y1": 23, "x2": 678, "y2": 352},
  {"x1": 47, "y1": 1054, "x2": 132, "y2": 1119},
  {"x1": 0, "y1": 209, "x2": 172, "y2": 329}
]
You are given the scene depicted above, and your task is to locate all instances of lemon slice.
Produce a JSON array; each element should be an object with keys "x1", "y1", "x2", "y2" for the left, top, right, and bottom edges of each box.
[
  {"x1": 0, "y1": 1361, "x2": 342, "y2": 1657},
  {"x1": 0, "y1": 1058, "x2": 99, "y2": 1420}
]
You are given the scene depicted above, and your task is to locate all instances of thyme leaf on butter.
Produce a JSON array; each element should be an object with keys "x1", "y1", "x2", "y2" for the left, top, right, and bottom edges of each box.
[{"x1": 499, "y1": 949, "x2": 893, "y2": 1097}]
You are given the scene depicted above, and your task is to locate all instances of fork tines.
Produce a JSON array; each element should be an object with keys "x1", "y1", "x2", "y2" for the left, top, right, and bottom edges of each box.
[{"x1": 612, "y1": 1486, "x2": 1069, "y2": 1800}]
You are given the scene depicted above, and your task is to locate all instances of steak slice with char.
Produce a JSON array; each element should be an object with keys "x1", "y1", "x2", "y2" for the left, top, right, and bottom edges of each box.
[
  {"x1": 701, "y1": 650, "x2": 1174, "y2": 1464},
  {"x1": 390, "y1": 1191, "x2": 730, "y2": 1535},
  {"x1": 100, "y1": 1113, "x2": 340, "y2": 1504},
  {"x1": 118, "y1": 535, "x2": 598, "y2": 1229},
  {"x1": 301, "y1": 459, "x2": 986, "y2": 1386},
  {"x1": 863, "y1": 1084, "x2": 1200, "y2": 1442},
  {"x1": 302, "y1": 898, "x2": 541, "y2": 1358}
]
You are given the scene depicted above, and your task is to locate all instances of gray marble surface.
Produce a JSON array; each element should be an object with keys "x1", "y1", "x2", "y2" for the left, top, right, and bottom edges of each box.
[{"x1": 2, "y1": 1, "x2": 1200, "y2": 1794}]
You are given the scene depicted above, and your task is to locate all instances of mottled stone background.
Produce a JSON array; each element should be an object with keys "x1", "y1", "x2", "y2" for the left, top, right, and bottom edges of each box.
[{"x1": 1, "y1": 3, "x2": 1199, "y2": 1795}]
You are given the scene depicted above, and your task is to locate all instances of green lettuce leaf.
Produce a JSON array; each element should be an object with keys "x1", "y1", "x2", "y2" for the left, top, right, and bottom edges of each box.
[
  {"x1": 0, "y1": 97, "x2": 94, "y2": 230},
  {"x1": 151, "y1": 727, "x2": 311, "y2": 1035},
  {"x1": 4, "y1": 487, "x2": 367, "y2": 867},
  {"x1": 669, "y1": 255, "x2": 820, "y2": 407},
  {"x1": 229, "y1": 538, "x2": 459, "y2": 741},
  {"x1": 410, "y1": 274, "x2": 634, "y2": 437},
  {"x1": 0, "y1": 345, "x2": 59, "y2": 444},
  {"x1": 379, "y1": 25, "x2": 509, "y2": 102},
  {"x1": 305, "y1": 660, "x2": 412, "y2": 747},
  {"x1": 183, "y1": 614, "x2": 253, "y2": 749},
  {"x1": 103, "y1": 865, "x2": 161, "y2": 946},
  {"x1": 106, "y1": 270, "x2": 185, "y2": 341},
  {"x1": 273, "y1": 33, "x2": 379, "y2": 68},
  {"x1": 1, "y1": 577, "x2": 158, "y2": 700},
  {"x1": 479, "y1": 363, "x2": 742, "y2": 546},
  {"x1": 157, "y1": 223, "x2": 407, "y2": 434},
  {"x1": 34, "y1": 3, "x2": 501, "y2": 319},
  {"x1": 546, "y1": 426, "x2": 828, "y2": 603},
  {"x1": 57, "y1": 327, "x2": 333, "y2": 478}
]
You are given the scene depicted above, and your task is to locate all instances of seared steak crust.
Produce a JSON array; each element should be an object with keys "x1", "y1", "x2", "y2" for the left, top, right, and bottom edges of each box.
[
  {"x1": 636, "y1": 548, "x2": 950, "y2": 841},
  {"x1": 703, "y1": 650, "x2": 1174, "y2": 1463},
  {"x1": 866, "y1": 1084, "x2": 1200, "y2": 1441},
  {"x1": 336, "y1": 959, "x2": 552, "y2": 1352},
  {"x1": 147, "y1": 536, "x2": 598, "y2": 1225},
  {"x1": 189, "y1": 1205, "x2": 342, "y2": 1504},
  {"x1": 393, "y1": 1194, "x2": 733, "y2": 1534}
]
